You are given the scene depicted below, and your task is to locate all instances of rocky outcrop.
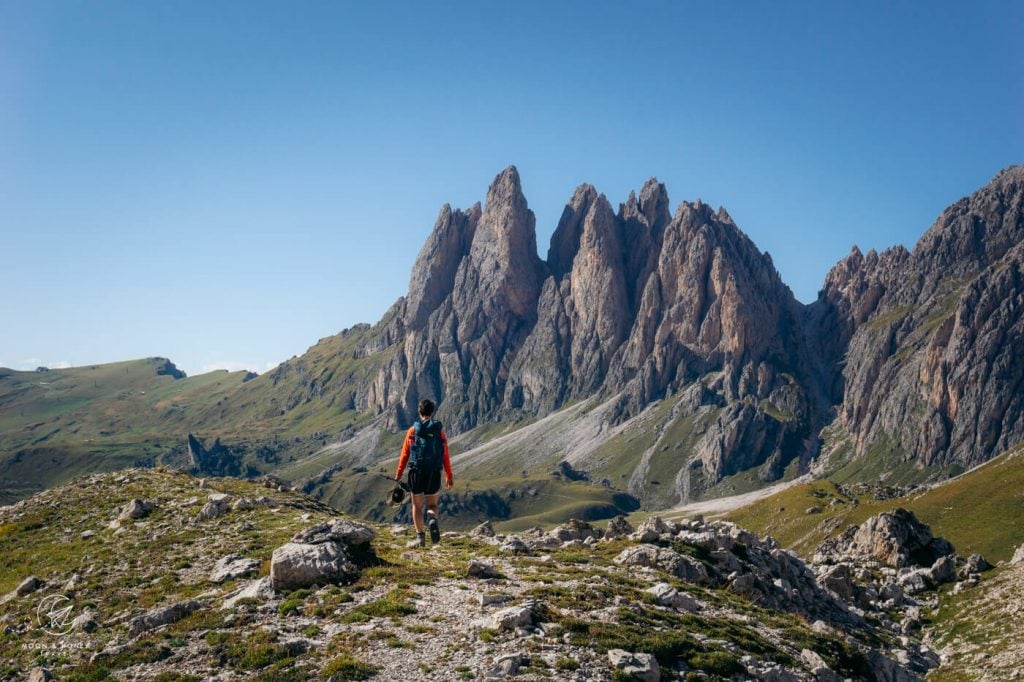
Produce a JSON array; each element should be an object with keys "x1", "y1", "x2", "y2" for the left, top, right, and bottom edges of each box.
[
  {"x1": 187, "y1": 434, "x2": 242, "y2": 476},
  {"x1": 367, "y1": 166, "x2": 546, "y2": 430},
  {"x1": 815, "y1": 509, "x2": 954, "y2": 569}
]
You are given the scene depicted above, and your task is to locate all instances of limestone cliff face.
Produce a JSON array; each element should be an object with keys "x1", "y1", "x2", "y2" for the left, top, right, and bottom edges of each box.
[
  {"x1": 505, "y1": 185, "x2": 633, "y2": 412},
  {"x1": 605, "y1": 200, "x2": 814, "y2": 482},
  {"x1": 356, "y1": 167, "x2": 820, "y2": 492},
  {"x1": 368, "y1": 167, "x2": 545, "y2": 430},
  {"x1": 337, "y1": 165, "x2": 1024, "y2": 494},
  {"x1": 813, "y1": 166, "x2": 1024, "y2": 469}
]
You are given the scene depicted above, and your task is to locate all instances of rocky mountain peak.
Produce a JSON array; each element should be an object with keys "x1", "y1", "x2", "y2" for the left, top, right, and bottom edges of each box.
[
  {"x1": 547, "y1": 183, "x2": 600, "y2": 278},
  {"x1": 404, "y1": 202, "x2": 481, "y2": 329},
  {"x1": 910, "y1": 165, "x2": 1024, "y2": 295},
  {"x1": 460, "y1": 165, "x2": 544, "y2": 321}
]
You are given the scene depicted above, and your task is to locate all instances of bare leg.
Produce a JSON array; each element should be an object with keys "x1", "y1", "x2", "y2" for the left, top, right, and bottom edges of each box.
[
  {"x1": 425, "y1": 493, "x2": 440, "y2": 521},
  {"x1": 411, "y1": 493, "x2": 425, "y2": 532}
]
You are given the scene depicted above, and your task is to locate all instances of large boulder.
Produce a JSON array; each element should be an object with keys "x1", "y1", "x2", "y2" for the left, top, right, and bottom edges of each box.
[
  {"x1": 269, "y1": 519, "x2": 376, "y2": 591},
  {"x1": 269, "y1": 542, "x2": 357, "y2": 592}
]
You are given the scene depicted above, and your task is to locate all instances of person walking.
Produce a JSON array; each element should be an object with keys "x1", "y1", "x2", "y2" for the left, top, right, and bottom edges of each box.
[{"x1": 395, "y1": 399, "x2": 454, "y2": 547}]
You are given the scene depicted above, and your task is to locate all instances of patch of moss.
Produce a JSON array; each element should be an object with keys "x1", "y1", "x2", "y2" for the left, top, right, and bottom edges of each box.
[{"x1": 322, "y1": 654, "x2": 379, "y2": 680}]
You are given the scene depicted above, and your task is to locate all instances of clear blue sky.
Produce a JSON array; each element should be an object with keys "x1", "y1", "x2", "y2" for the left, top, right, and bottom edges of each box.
[{"x1": 2, "y1": 1, "x2": 1021, "y2": 377}]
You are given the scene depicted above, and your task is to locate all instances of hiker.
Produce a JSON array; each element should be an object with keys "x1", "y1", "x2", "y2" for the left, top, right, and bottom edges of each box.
[{"x1": 395, "y1": 399, "x2": 454, "y2": 546}]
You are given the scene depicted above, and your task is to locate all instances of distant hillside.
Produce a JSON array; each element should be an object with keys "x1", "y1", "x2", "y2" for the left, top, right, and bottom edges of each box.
[{"x1": 722, "y1": 442, "x2": 1024, "y2": 563}]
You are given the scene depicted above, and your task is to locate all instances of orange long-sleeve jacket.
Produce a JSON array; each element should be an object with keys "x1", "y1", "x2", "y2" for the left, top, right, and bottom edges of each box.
[{"x1": 395, "y1": 423, "x2": 453, "y2": 481}]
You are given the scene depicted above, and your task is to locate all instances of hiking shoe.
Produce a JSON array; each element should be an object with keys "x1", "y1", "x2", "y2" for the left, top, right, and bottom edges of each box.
[
  {"x1": 416, "y1": 532, "x2": 426, "y2": 547},
  {"x1": 428, "y1": 517, "x2": 441, "y2": 544}
]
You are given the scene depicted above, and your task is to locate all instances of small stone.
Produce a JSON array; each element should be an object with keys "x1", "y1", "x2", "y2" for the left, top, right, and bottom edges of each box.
[
  {"x1": 471, "y1": 519, "x2": 496, "y2": 537},
  {"x1": 232, "y1": 496, "x2": 277, "y2": 511},
  {"x1": 604, "y1": 515, "x2": 634, "y2": 539},
  {"x1": 478, "y1": 593, "x2": 511, "y2": 606},
  {"x1": 927, "y1": 556, "x2": 957, "y2": 585},
  {"x1": 499, "y1": 536, "x2": 531, "y2": 555},
  {"x1": 291, "y1": 519, "x2": 376, "y2": 546},
  {"x1": 119, "y1": 499, "x2": 155, "y2": 522},
  {"x1": 222, "y1": 577, "x2": 276, "y2": 610},
  {"x1": 210, "y1": 555, "x2": 260, "y2": 583},
  {"x1": 80, "y1": 530, "x2": 95, "y2": 539},
  {"x1": 27, "y1": 669, "x2": 52, "y2": 682},
  {"x1": 72, "y1": 612, "x2": 98, "y2": 633},
  {"x1": 485, "y1": 653, "x2": 522, "y2": 679},
  {"x1": 646, "y1": 582, "x2": 699, "y2": 611},
  {"x1": 631, "y1": 516, "x2": 670, "y2": 543},
  {"x1": 608, "y1": 649, "x2": 660, "y2": 682},
  {"x1": 15, "y1": 576, "x2": 41, "y2": 596},
  {"x1": 490, "y1": 604, "x2": 535, "y2": 632},
  {"x1": 128, "y1": 599, "x2": 202, "y2": 637},
  {"x1": 467, "y1": 560, "x2": 501, "y2": 579}
]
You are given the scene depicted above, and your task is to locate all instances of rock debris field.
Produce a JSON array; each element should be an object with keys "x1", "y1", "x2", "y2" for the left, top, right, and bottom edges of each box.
[{"x1": 0, "y1": 468, "x2": 1015, "y2": 681}]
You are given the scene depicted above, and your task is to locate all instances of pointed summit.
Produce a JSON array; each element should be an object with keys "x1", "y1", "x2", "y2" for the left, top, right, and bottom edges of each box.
[
  {"x1": 405, "y1": 202, "x2": 481, "y2": 329},
  {"x1": 463, "y1": 166, "x2": 543, "y2": 320},
  {"x1": 484, "y1": 165, "x2": 526, "y2": 211},
  {"x1": 547, "y1": 183, "x2": 600, "y2": 278}
]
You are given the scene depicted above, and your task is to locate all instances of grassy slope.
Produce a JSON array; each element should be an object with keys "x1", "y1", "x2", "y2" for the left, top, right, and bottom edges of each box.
[
  {"x1": 0, "y1": 324, "x2": 392, "y2": 501},
  {"x1": 723, "y1": 443, "x2": 1024, "y2": 563}
]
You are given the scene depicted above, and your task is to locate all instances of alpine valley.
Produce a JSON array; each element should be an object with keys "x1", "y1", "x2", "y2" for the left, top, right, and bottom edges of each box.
[
  {"x1": 2, "y1": 166, "x2": 1023, "y2": 525},
  {"x1": 3, "y1": 166, "x2": 1024, "y2": 682}
]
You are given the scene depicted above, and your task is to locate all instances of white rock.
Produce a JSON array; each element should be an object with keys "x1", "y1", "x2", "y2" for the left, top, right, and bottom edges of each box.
[
  {"x1": 210, "y1": 555, "x2": 260, "y2": 583},
  {"x1": 269, "y1": 542, "x2": 356, "y2": 591},
  {"x1": 646, "y1": 582, "x2": 699, "y2": 611},
  {"x1": 608, "y1": 649, "x2": 660, "y2": 682},
  {"x1": 489, "y1": 604, "x2": 535, "y2": 632},
  {"x1": 222, "y1": 577, "x2": 276, "y2": 610}
]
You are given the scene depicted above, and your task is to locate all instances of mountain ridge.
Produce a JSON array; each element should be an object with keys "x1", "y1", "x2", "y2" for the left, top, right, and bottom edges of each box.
[{"x1": 2, "y1": 165, "x2": 1022, "y2": 516}]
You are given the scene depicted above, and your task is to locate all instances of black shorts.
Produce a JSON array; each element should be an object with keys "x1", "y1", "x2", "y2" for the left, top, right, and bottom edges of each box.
[{"x1": 407, "y1": 468, "x2": 442, "y2": 495}]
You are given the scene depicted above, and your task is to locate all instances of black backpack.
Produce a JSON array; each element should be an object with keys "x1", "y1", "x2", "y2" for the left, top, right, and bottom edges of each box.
[{"x1": 408, "y1": 419, "x2": 444, "y2": 472}]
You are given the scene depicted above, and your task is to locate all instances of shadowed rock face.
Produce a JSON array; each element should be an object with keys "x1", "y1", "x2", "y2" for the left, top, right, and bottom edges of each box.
[{"x1": 344, "y1": 165, "x2": 1024, "y2": 491}]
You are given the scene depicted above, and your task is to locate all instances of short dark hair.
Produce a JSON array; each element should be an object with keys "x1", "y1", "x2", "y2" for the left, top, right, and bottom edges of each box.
[{"x1": 418, "y1": 399, "x2": 435, "y2": 417}]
